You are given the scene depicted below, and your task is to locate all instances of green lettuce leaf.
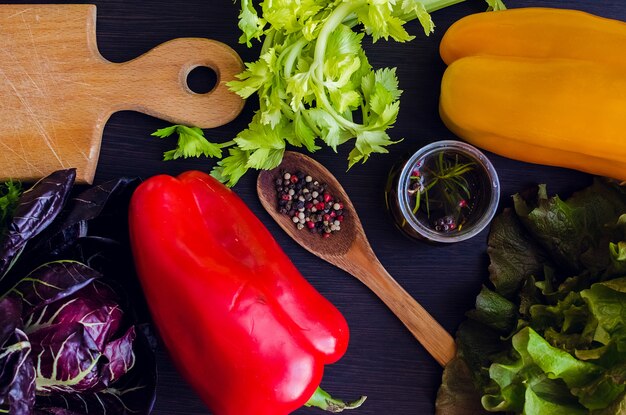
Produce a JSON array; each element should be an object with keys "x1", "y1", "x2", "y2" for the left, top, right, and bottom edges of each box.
[
  {"x1": 514, "y1": 180, "x2": 626, "y2": 274},
  {"x1": 484, "y1": 327, "x2": 601, "y2": 413},
  {"x1": 466, "y1": 286, "x2": 517, "y2": 334},
  {"x1": 436, "y1": 179, "x2": 626, "y2": 415},
  {"x1": 581, "y1": 278, "x2": 626, "y2": 351},
  {"x1": 572, "y1": 363, "x2": 626, "y2": 410},
  {"x1": 487, "y1": 209, "x2": 548, "y2": 299},
  {"x1": 591, "y1": 391, "x2": 626, "y2": 414},
  {"x1": 436, "y1": 357, "x2": 490, "y2": 415}
]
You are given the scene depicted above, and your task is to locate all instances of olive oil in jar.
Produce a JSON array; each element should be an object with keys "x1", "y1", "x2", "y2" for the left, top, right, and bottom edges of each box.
[{"x1": 386, "y1": 141, "x2": 500, "y2": 243}]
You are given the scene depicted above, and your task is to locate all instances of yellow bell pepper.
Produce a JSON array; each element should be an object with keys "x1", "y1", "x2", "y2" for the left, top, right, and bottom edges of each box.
[
  {"x1": 440, "y1": 8, "x2": 626, "y2": 66},
  {"x1": 439, "y1": 8, "x2": 626, "y2": 181}
]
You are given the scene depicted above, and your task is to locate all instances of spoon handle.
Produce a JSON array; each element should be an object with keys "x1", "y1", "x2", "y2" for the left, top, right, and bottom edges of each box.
[{"x1": 344, "y1": 243, "x2": 456, "y2": 366}]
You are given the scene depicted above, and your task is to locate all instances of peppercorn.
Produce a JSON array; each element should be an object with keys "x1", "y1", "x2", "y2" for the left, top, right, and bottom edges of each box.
[
  {"x1": 434, "y1": 215, "x2": 457, "y2": 233},
  {"x1": 274, "y1": 170, "x2": 346, "y2": 238}
]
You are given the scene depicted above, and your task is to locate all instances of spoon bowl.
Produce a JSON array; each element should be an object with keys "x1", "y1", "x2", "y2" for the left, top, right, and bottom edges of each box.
[
  {"x1": 257, "y1": 152, "x2": 359, "y2": 257},
  {"x1": 257, "y1": 151, "x2": 456, "y2": 366}
]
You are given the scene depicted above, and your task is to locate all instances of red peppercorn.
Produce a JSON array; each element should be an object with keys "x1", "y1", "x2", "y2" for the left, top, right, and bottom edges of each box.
[
  {"x1": 290, "y1": 176, "x2": 299, "y2": 183},
  {"x1": 337, "y1": 215, "x2": 344, "y2": 222},
  {"x1": 315, "y1": 202, "x2": 325, "y2": 210},
  {"x1": 323, "y1": 214, "x2": 331, "y2": 221},
  {"x1": 323, "y1": 233, "x2": 331, "y2": 238},
  {"x1": 338, "y1": 202, "x2": 344, "y2": 209},
  {"x1": 281, "y1": 195, "x2": 290, "y2": 201},
  {"x1": 330, "y1": 211, "x2": 336, "y2": 218},
  {"x1": 323, "y1": 193, "x2": 332, "y2": 203},
  {"x1": 305, "y1": 202, "x2": 313, "y2": 209},
  {"x1": 306, "y1": 221, "x2": 315, "y2": 229},
  {"x1": 459, "y1": 199, "x2": 467, "y2": 208}
]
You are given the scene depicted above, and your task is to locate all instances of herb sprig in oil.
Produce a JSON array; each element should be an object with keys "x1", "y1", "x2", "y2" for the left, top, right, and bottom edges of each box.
[{"x1": 408, "y1": 152, "x2": 475, "y2": 232}]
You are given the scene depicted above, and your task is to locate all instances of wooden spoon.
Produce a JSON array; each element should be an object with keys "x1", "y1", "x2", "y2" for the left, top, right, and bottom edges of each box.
[{"x1": 257, "y1": 151, "x2": 456, "y2": 367}]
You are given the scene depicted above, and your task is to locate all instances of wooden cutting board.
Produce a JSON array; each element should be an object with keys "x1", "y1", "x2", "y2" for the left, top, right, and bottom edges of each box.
[{"x1": 0, "y1": 4, "x2": 245, "y2": 183}]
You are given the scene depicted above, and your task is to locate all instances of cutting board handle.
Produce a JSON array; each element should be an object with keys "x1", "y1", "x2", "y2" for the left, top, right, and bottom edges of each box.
[{"x1": 105, "y1": 38, "x2": 245, "y2": 128}]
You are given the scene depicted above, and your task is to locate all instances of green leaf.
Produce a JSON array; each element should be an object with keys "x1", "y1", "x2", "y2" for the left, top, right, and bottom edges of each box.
[
  {"x1": 246, "y1": 148, "x2": 285, "y2": 170},
  {"x1": 227, "y1": 48, "x2": 278, "y2": 99},
  {"x1": 150, "y1": 125, "x2": 177, "y2": 138},
  {"x1": 305, "y1": 108, "x2": 351, "y2": 151},
  {"x1": 237, "y1": 0, "x2": 265, "y2": 47},
  {"x1": 152, "y1": 125, "x2": 222, "y2": 160},
  {"x1": 513, "y1": 185, "x2": 587, "y2": 273},
  {"x1": 514, "y1": 181, "x2": 626, "y2": 274},
  {"x1": 467, "y1": 286, "x2": 518, "y2": 334},
  {"x1": 591, "y1": 391, "x2": 626, "y2": 414},
  {"x1": 609, "y1": 241, "x2": 626, "y2": 275},
  {"x1": 439, "y1": 179, "x2": 626, "y2": 414},
  {"x1": 0, "y1": 180, "x2": 22, "y2": 232},
  {"x1": 455, "y1": 320, "x2": 507, "y2": 388},
  {"x1": 485, "y1": 0, "x2": 507, "y2": 11},
  {"x1": 523, "y1": 385, "x2": 586, "y2": 415},
  {"x1": 515, "y1": 327, "x2": 602, "y2": 388},
  {"x1": 290, "y1": 111, "x2": 320, "y2": 152},
  {"x1": 483, "y1": 327, "x2": 601, "y2": 413},
  {"x1": 348, "y1": 130, "x2": 400, "y2": 168},
  {"x1": 324, "y1": 25, "x2": 365, "y2": 90},
  {"x1": 210, "y1": 148, "x2": 250, "y2": 188},
  {"x1": 357, "y1": 3, "x2": 414, "y2": 42},
  {"x1": 261, "y1": 0, "x2": 323, "y2": 34},
  {"x1": 225, "y1": 0, "x2": 508, "y2": 186},
  {"x1": 400, "y1": 0, "x2": 435, "y2": 35},
  {"x1": 232, "y1": 114, "x2": 289, "y2": 169},
  {"x1": 572, "y1": 363, "x2": 626, "y2": 410},
  {"x1": 487, "y1": 209, "x2": 549, "y2": 299},
  {"x1": 581, "y1": 278, "x2": 626, "y2": 348},
  {"x1": 436, "y1": 357, "x2": 490, "y2": 415}
]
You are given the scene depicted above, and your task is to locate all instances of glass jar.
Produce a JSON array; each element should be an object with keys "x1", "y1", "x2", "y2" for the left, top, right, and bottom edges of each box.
[{"x1": 385, "y1": 140, "x2": 500, "y2": 243}]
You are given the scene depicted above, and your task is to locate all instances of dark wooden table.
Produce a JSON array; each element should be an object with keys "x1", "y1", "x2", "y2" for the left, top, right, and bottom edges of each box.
[{"x1": 10, "y1": 0, "x2": 625, "y2": 414}]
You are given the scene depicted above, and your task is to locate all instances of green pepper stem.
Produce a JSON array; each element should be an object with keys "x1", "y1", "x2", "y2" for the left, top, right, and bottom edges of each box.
[{"x1": 305, "y1": 386, "x2": 367, "y2": 412}]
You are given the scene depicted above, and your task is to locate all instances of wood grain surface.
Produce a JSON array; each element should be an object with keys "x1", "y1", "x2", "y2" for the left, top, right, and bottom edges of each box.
[
  {"x1": 0, "y1": 4, "x2": 243, "y2": 183},
  {"x1": 3, "y1": 0, "x2": 624, "y2": 414}
]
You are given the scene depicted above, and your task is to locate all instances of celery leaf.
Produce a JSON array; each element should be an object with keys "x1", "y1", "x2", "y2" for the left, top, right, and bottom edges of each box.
[{"x1": 152, "y1": 125, "x2": 223, "y2": 161}]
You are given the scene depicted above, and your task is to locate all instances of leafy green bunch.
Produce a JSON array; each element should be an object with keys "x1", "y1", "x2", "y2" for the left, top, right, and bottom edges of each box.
[
  {"x1": 436, "y1": 179, "x2": 626, "y2": 415},
  {"x1": 0, "y1": 180, "x2": 21, "y2": 233},
  {"x1": 155, "y1": 0, "x2": 505, "y2": 186}
]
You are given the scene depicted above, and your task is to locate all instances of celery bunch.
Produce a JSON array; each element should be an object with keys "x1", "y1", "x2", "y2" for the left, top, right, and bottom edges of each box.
[{"x1": 156, "y1": 0, "x2": 505, "y2": 186}]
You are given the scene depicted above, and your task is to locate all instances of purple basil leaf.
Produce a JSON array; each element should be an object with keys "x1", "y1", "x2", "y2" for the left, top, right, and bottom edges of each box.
[
  {"x1": 8, "y1": 261, "x2": 100, "y2": 314},
  {"x1": 30, "y1": 321, "x2": 103, "y2": 393},
  {"x1": 0, "y1": 174, "x2": 155, "y2": 414},
  {"x1": 22, "y1": 277, "x2": 128, "y2": 394},
  {"x1": 0, "y1": 169, "x2": 75, "y2": 281},
  {"x1": 101, "y1": 326, "x2": 136, "y2": 385},
  {"x1": 22, "y1": 177, "x2": 139, "y2": 264},
  {"x1": 35, "y1": 328, "x2": 156, "y2": 415},
  {"x1": 0, "y1": 297, "x2": 36, "y2": 415},
  {"x1": 24, "y1": 280, "x2": 123, "y2": 350},
  {"x1": 0, "y1": 296, "x2": 22, "y2": 341}
]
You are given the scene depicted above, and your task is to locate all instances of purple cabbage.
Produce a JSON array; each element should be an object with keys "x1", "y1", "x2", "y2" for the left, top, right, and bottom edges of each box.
[
  {"x1": 0, "y1": 170, "x2": 76, "y2": 280},
  {"x1": 0, "y1": 171, "x2": 155, "y2": 415},
  {"x1": 0, "y1": 297, "x2": 36, "y2": 415}
]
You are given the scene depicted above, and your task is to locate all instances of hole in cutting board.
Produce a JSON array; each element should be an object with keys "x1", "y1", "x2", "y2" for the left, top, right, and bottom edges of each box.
[{"x1": 186, "y1": 66, "x2": 217, "y2": 94}]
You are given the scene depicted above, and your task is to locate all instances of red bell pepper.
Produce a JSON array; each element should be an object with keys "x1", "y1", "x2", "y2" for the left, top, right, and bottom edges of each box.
[{"x1": 128, "y1": 171, "x2": 364, "y2": 415}]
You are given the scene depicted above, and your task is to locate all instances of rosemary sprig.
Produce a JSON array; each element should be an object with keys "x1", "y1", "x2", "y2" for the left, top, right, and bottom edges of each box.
[{"x1": 409, "y1": 152, "x2": 475, "y2": 218}]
